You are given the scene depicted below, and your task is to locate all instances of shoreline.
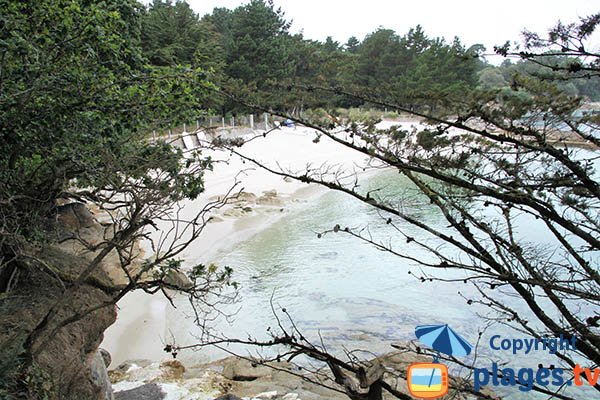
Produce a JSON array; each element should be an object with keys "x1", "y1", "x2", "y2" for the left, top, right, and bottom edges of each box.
[
  {"x1": 102, "y1": 181, "x2": 329, "y2": 368},
  {"x1": 102, "y1": 127, "x2": 357, "y2": 367},
  {"x1": 102, "y1": 123, "x2": 405, "y2": 368}
]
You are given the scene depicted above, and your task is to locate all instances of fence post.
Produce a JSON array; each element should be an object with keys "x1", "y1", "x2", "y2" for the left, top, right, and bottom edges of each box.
[
  {"x1": 152, "y1": 130, "x2": 156, "y2": 141},
  {"x1": 183, "y1": 123, "x2": 187, "y2": 133},
  {"x1": 250, "y1": 114, "x2": 254, "y2": 129},
  {"x1": 231, "y1": 116, "x2": 235, "y2": 128},
  {"x1": 264, "y1": 113, "x2": 268, "y2": 130},
  {"x1": 168, "y1": 129, "x2": 172, "y2": 139},
  {"x1": 222, "y1": 117, "x2": 225, "y2": 128},
  {"x1": 196, "y1": 120, "x2": 200, "y2": 130}
]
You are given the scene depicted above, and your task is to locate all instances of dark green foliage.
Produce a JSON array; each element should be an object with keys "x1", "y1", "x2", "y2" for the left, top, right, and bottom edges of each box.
[
  {"x1": 350, "y1": 26, "x2": 484, "y2": 110},
  {"x1": 0, "y1": 1, "x2": 221, "y2": 397},
  {"x1": 141, "y1": 0, "x2": 201, "y2": 66},
  {"x1": 0, "y1": 0, "x2": 214, "y2": 241},
  {"x1": 344, "y1": 36, "x2": 360, "y2": 53},
  {"x1": 192, "y1": 3, "x2": 485, "y2": 113},
  {"x1": 0, "y1": 0, "x2": 213, "y2": 255}
]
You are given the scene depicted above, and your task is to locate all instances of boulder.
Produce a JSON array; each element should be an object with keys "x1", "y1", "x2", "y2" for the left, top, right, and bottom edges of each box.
[
  {"x1": 114, "y1": 383, "x2": 165, "y2": 400},
  {"x1": 254, "y1": 391, "x2": 278, "y2": 399},
  {"x1": 256, "y1": 189, "x2": 282, "y2": 206},
  {"x1": 55, "y1": 202, "x2": 96, "y2": 230},
  {"x1": 90, "y1": 350, "x2": 114, "y2": 400},
  {"x1": 236, "y1": 192, "x2": 258, "y2": 203},
  {"x1": 223, "y1": 358, "x2": 273, "y2": 381},
  {"x1": 100, "y1": 348, "x2": 112, "y2": 368},
  {"x1": 0, "y1": 244, "x2": 119, "y2": 399},
  {"x1": 159, "y1": 359, "x2": 185, "y2": 380}
]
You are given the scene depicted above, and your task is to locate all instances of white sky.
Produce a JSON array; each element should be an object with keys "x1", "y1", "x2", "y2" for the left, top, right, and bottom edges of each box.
[{"x1": 186, "y1": 0, "x2": 599, "y2": 61}]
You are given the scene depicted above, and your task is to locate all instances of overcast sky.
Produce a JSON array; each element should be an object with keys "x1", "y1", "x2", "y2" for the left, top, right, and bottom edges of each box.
[{"x1": 185, "y1": 0, "x2": 599, "y2": 61}]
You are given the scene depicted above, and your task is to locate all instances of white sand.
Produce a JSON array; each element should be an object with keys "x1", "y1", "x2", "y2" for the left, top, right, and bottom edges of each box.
[{"x1": 101, "y1": 126, "x2": 372, "y2": 366}]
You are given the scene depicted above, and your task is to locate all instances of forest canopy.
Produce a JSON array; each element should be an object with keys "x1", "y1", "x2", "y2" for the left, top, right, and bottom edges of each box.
[{"x1": 139, "y1": 0, "x2": 600, "y2": 115}]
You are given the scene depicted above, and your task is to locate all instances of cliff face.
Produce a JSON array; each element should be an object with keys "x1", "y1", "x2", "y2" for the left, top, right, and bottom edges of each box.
[{"x1": 0, "y1": 203, "x2": 118, "y2": 399}]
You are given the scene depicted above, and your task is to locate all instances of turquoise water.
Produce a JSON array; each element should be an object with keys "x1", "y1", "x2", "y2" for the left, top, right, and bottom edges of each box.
[
  {"x1": 168, "y1": 165, "x2": 597, "y2": 399},
  {"x1": 208, "y1": 171, "x2": 483, "y2": 349}
]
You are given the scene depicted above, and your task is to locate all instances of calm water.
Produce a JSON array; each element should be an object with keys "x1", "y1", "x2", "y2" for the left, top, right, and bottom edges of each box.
[
  {"x1": 164, "y1": 165, "x2": 596, "y2": 399},
  {"x1": 168, "y1": 170, "x2": 481, "y2": 356}
]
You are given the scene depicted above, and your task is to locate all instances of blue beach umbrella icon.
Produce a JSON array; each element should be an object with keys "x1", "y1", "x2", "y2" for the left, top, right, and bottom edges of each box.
[
  {"x1": 415, "y1": 324, "x2": 473, "y2": 358},
  {"x1": 415, "y1": 324, "x2": 473, "y2": 388}
]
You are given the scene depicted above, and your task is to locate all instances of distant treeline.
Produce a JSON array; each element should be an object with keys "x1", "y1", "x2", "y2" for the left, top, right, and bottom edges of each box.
[{"x1": 140, "y1": 0, "x2": 600, "y2": 114}]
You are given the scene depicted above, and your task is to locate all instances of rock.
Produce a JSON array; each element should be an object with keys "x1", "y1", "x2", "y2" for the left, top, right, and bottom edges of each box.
[
  {"x1": 114, "y1": 383, "x2": 165, "y2": 400},
  {"x1": 109, "y1": 360, "x2": 159, "y2": 383},
  {"x1": 256, "y1": 189, "x2": 282, "y2": 206},
  {"x1": 55, "y1": 202, "x2": 96, "y2": 230},
  {"x1": 254, "y1": 391, "x2": 278, "y2": 399},
  {"x1": 100, "y1": 348, "x2": 112, "y2": 368},
  {"x1": 159, "y1": 359, "x2": 185, "y2": 381},
  {"x1": 214, "y1": 395, "x2": 243, "y2": 400},
  {"x1": 208, "y1": 215, "x2": 224, "y2": 223},
  {"x1": 236, "y1": 191, "x2": 258, "y2": 202},
  {"x1": 90, "y1": 350, "x2": 114, "y2": 400},
  {"x1": 223, "y1": 208, "x2": 245, "y2": 218},
  {"x1": 163, "y1": 269, "x2": 193, "y2": 290},
  {"x1": 109, "y1": 359, "x2": 188, "y2": 384},
  {"x1": 281, "y1": 394, "x2": 300, "y2": 400},
  {"x1": 262, "y1": 189, "x2": 278, "y2": 197},
  {"x1": 223, "y1": 358, "x2": 273, "y2": 381}
]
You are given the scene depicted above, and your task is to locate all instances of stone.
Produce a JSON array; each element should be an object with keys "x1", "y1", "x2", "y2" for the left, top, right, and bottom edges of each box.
[
  {"x1": 281, "y1": 394, "x2": 300, "y2": 400},
  {"x1": 236, "y1": 192, "x2": 258, "y2": 202},
  {"x1": 159, "y1": 359, "x2": 185, "y2": 380},
  {"x1": 100, "y1": 348, "x2": 112, "y2": 368},
  {"x1": 90, "y1": 350, "x2": 114, "y2": 400},
  {"x1": 256, "y1": 190, "x2": 282, "y2": 206},
  {"x1": 208, "y1": 215, "x2": 224, "y2": 223},
  {"x1": 163, "y1": 269, "x2": 193, "y2": 290},
  {"x1": 114, "y1": 383, "x2": 165, "y2": 400},
  {"x1": 262, "y1": 189, "x2": 278, "y2": 197},
  {"x1": 222, "y1": 358, "x2": 273, "y2": 381},
  {"x1": 55, "y1": 202, "x2": 96, "y2": 229},
  {"x1": 254, "y1": 391, "x2": 278, "y2": 399},
  {"x1": 214, "y1": 395, "x2": 243, "y2": 400}
]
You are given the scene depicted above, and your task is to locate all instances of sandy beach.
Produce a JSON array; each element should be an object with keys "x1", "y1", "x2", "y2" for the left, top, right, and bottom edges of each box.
[{"x1": 101, "y1": 124, "x2": 379, "y2": 367}]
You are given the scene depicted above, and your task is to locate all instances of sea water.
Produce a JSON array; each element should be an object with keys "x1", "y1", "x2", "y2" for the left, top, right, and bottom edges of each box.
[
  {"x1": 162, "y1": 161, "x2": 599, "y2": 399},
  {"x1": 166, "y1": 170, "x2": 483, "y2": 359}
]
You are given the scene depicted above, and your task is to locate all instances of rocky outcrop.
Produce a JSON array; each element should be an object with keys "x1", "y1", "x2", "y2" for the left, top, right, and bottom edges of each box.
[
  {"x1": 0, "y1": 202, "x2": 120, "y2": 399},
  {"x1": 110, "y1": 357, "x2": 346, "y2": 400},
  {"x1": 91, "y1": 350, "x2": 114, "y2": 400},
  {"x1": 114, "y1": 383, "x2": 165, "y2": 400},
  {"x1": 256, "y1": 190, "x2": 283, "y2": 206},
  {"x1": 0, "y1": 244, "x2": 118, "y2": 399},
  {"x1": 53, "y1": 202, "x2": 144, "y2": 287},
  {"x1": 212, "y1": 190, "x2": 287, "y2": 219},
  {"x1": 109, "y1": 353, "x2": 497, "y2": 400}
]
